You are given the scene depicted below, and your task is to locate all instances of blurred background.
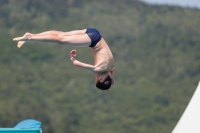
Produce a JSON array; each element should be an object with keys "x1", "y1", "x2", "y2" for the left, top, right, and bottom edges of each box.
[{"x1": 0, "y1": 0, "x2": 200, "y2": 133}]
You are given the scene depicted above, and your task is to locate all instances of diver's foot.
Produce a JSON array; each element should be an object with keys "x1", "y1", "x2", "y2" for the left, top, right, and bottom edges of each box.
[
  {"x1": 13, "y1": 32, "x2": 32, "y2": 41},
  {"x1": 13, "y1": 36, "x2": 27, "y2": 41},
  {"x1": 17, "y1": 41, "x2": 26, "y2": 48}
]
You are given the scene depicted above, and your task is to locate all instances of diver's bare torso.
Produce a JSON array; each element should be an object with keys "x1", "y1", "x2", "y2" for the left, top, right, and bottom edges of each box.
[{"x1": 92, "y1": 38, "x2": 115, "y2": 73}]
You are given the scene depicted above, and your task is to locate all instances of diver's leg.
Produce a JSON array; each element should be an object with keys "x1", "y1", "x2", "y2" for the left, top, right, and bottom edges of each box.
[
  {"x1": 14, "y1": 29, "x2": 86, "y2": 40},
  {"x1": 14, "y1": 33, "x2": 91, "y2": 47},
  {"x1": 13, "y1": 29, "x2": 89, "y2": 48},
  {"x1": 58, "y1": 34, "x2": 91, "y2": 47},
  {"x1": 24, "y1": 29, "x2": 86, "y2": 36},
  {"x1": 27, "y1": 34, "x2": 91, "y2": 47}
]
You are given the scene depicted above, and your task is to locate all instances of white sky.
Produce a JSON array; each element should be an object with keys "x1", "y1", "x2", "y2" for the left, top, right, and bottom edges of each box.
[{"x1": 140, "y1": 0, "x2": 200, "y2": 8}]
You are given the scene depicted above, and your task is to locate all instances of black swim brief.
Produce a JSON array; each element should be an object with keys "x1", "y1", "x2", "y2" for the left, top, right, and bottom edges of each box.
[{"x1": 86, "y1": 28, "x2": 102, "y2": 47}]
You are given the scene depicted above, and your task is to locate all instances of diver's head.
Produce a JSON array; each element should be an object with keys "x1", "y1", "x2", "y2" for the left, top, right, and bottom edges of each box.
[{"x1": 95, "y1": 73, "x2": 112, "y2": 90}]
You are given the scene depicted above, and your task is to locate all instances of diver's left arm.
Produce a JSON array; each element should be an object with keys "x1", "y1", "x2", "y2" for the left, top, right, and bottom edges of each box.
[
  {"x1": 71, "y1": 59, "x2": 96, "y2": 72},
  {"x1": 70, "y1": 50, "x2": 96, "y2": 72}
]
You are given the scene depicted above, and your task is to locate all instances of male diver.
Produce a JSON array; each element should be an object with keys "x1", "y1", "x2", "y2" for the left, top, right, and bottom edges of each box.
[{"x1": 13, "y1": 28, "x2": 115, "y2": 90}]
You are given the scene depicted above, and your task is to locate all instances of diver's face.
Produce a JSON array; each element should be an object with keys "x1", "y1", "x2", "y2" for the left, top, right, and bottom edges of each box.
[{"x1": 95, "y1": 73, "x2": 108, "y2": 83}]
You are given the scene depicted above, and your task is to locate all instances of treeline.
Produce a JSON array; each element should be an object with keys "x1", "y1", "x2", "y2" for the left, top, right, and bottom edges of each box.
[{"x1": 0, "y1": 0, "x2": 200, "y2": 133}]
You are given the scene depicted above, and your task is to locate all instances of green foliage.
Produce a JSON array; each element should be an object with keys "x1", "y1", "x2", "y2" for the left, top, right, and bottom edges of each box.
[{"x1": 1, "y1": 0, "x2": 200, "y2": 133}]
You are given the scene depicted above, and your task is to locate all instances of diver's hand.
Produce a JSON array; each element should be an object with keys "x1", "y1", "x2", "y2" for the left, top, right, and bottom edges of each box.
[{"x1": 70, "y1": 50, "x2": 77, "y2": 62}]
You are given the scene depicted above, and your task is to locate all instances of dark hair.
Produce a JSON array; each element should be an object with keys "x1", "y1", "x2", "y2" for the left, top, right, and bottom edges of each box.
[{"x1": 96, "y1": 75, "x2": 112, "y2": 90}]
